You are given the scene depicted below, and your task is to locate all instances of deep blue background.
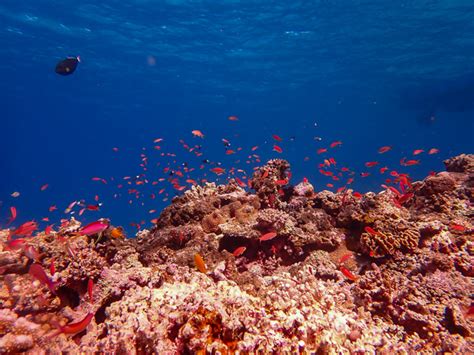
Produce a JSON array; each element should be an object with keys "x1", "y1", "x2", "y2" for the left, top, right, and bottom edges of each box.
[{"x1": 1, "y1": 1, "x2": 473, "y2": 234}]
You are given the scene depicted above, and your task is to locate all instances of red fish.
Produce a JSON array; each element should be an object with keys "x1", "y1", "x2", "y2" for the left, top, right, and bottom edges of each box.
[
  {"x1": 273, "y1": 145, "x2": 283, "y2": 153},
  {"x1": 211, "y1": 167, "x2": 225, "y2": 175},
  {"x1": 353, "y1": 192, "x2": 362, "y2": 199},
  {"x1": 80, "y1": 220, "x2": 109, "y2": 236},
  {"x1": 235, "y1": 177, "x2": 246, "y2": 188},
  {"x1": 259, "y1": 232, "x2": 277, "y2": 241},
  {"x1": 338, "y1": 252, "x2": 353, "y2": 264},
  {"x1": 13, "y1": 221, "x2": 38, "y2": 237},
  {"x1": 40, "y1": 184, "x2": 49, "y2": 191},
  {"x1": 29, "y1": 263, "x2": 56, "y2": 294},
  {"x1": 365, "y1": 161, "x2": 379, "y2": 168},
  {"x1": 228, "y1": 115, "x2": 239, "y2": 121},
  {"x1": 397, "y1": 192, "x2": 414, "y2": 205},
  {"x1": 317, "y1": 148, "x2": 327, "y2": 154},
  {"x1": 364, "y1": 226, "x2": 381, "y2": 237},
  {"x1": 378, "y1": 146, "x2": 392, "y2": 154},
  {"x1": 232, "y1": 246, "x2": 247, "y2": 257},
  {"x1": 339, "y1": 265, "x2": 357, "y2": 281},
  {"x1": 450, "y1": 223, "x2": 466, "y2": 232},
  {"x1": 428, "y1": 148, "x2": 439, "y2": 155},
  {"x1": 379, "y1": 166, "x2": 388, "y2": 174},
  {"x1": 387, "y1": 186, "x2": 402, "y2": 197},
  {"x1": 91, "y1": 177, "x2": 107, "y2": 184},
  {"x1": 5, "y1": 238, "x2": 26, "y2": 251},
  {"x1": 360, "y1": 172, "x2": 370, "y2": 178},
  {"x1": 8, "y1": 206, "x2": 17, "y2": 225},
  {"x1": 50, "y1": 313, "x2": 95, "y2": 338},
  {"x1": 413, "y1": 149, "x2": 424, "y2": 155},
  {"x1": 400, "y1": 158, "x2": 420, "y2": 166},
  {"x1": 275, "y1": 179, "x2": 288, "y2": 185},
  {"x1": 330, "y1": 141, "x2": 342, "y2": 148},
  {"x1": 88, "y1": 279, "x2": 94, "y2": 303},
  {"x1": 23, "y1": 245, "x2": 41, "y2": 261},
  {"x1": 272, "y1": 134, "x2": 282, "y2": 142}
]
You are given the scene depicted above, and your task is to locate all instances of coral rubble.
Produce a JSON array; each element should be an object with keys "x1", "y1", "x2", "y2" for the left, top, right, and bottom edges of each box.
[{"x1": 0, "y1": 154, "x2": 473, "y2": 353}]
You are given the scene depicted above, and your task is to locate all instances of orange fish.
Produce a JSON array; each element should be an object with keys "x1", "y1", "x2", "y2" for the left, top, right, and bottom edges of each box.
[
  {"x1": 191, "y1": 130, "x2": 204, "y2": 138},
  {"x1": 378, "y1": 146, "x2": 392, "y2": 154},
  {"x1": 194, "y1": 253, "x2": 207, "y2": 273},
  {"x1": 110, "y1": 227, "x2": 125, "y2": 239},
  {"x1": 259, "y1": 231, "x2": 277, "y2": 241}
]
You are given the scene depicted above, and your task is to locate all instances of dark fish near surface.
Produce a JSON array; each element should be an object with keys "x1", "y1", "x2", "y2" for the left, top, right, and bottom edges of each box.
[{"x1": 55, "y1": 56, "x2": 80, "y2": 75}]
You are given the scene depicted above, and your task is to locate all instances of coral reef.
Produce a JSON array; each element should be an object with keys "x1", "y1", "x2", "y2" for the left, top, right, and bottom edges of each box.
[{"x1": 0, "y1": 154, "x2": 473, "y2": 353}]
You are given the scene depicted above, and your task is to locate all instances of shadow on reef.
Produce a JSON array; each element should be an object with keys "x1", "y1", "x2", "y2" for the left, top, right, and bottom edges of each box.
[{"x1": 0, "y1": 155, "x2": 473, "y2": 353}]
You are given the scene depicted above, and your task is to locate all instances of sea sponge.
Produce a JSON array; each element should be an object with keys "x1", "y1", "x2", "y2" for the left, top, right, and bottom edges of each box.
[
  {"x1": 234, "y1": 204, "x2": 258, "y2": 224},
  {"x1": 202, "y1": 211, "x2": 226, "y2": 233}
]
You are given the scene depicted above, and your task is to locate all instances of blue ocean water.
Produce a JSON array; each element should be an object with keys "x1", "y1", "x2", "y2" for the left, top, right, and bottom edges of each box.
[{"x1": 1, "y1": 1, "x2": 473, "y2": 234}]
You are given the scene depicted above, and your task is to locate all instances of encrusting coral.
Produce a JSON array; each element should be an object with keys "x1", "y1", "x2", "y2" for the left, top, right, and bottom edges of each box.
[{"x1": 0, "y1": 155, "x2": 473, "y2": 353}]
